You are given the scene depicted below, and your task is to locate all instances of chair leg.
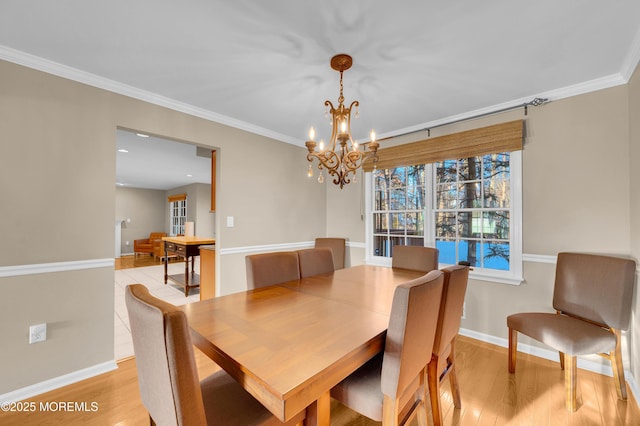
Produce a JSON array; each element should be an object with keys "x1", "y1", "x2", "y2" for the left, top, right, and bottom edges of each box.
[
  {"x1": 610, "y1": 329, "x2": 627, "y2": 400},
  {"x1": 448, "y1": 357, "x2": 461, "y2": 408},
  {"x1": 508, "y1": 328, "x2": 517, "y2": 373},
  {"x1": 427, "y1": 355, "x2": 443, "y2": 426},
  {"x1": 382, "y1": 394, "x2": 400, "y2": 426},
  {"x1": 564, "y1": 354, "x2": 578, "y2": 412}
]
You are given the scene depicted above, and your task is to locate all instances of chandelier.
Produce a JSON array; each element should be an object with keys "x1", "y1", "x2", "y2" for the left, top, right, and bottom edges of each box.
[{"x1": 305, "y1": 54, "x2": 379, "y2": 189}]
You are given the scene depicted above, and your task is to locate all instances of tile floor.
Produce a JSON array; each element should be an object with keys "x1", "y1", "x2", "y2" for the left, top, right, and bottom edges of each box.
[{"x1": 114, "y1": 259, "x2": 201, "y2": 360}]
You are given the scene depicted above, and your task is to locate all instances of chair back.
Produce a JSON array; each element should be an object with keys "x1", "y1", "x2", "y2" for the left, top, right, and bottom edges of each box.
[
  {"x1": 245, "y1": 251, "x2": 300, "y2": 289},
  {"x1": 433, "y1": 265, "x2": 469, "y2": 355},
  {"x1": 315, "y1": 237, "x2": 346, "y2": 269},
  {"x1": 553, "y1": 252, "x2": 636, "y2": 330},
  {"x1": 381, "y1": 270, "x2": 444, "y2": 399},
  {"x1": 392, "y1": 245, "x2": 439, "y2": 273},
  {"x1": 125, "y1": 284, "x2": 207, "y2": 426},
  {"x1": 298, "y1": 247, "x2": 335, "y2": 278}
]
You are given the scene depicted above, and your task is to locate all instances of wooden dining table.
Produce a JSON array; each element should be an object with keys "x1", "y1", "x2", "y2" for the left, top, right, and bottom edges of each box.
[{"x1": 181, "y1": 264, "x2": 425, "y2": 425}]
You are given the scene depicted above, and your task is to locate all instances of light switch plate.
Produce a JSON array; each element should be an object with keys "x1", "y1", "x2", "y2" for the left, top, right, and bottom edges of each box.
[
  {"x1": 226, "y1": 216, "x2": 234, "y2": 227},
  {"x1": 29, "y1": 323, "x2": 47, "y2": 344}
]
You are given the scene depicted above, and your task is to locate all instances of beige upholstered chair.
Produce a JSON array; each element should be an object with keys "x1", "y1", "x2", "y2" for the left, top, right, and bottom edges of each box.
[
  {"x1": 314, "y1": 237, "x2": 346, "y2": 269},
  {"x1": 245, "y1": 251, "x2": 300, "y2": 289},
  {"x1": 507, "y1": 252, "x2": 636, "y2": 411},
  {"x1": 391, "y1": 245, "x2": 439, "y2": 273},
  {"x1": 427, "y1": 265, "x2": 469, "y2": 426},
  {"x1": 298, "y1": 247, "x2": 335, "y2": 278},
  {"x1": 331, "y1": 270, "x2": 444, "y2": 426},
  {"x1": 125, "y1": 284, "x2": 304, "y2": 426}
]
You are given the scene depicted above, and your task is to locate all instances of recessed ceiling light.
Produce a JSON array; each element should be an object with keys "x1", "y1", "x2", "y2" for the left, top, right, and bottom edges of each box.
[
  {"x1": 116, "y1": 182, "x2": 126, "y2": 186},
  {"x1": 186, "y1": 174, "x2": 193, "y2": 177},
  {"x1": 136, "y1": 133, "x2": 149, "y2": 138},
  {"x1": 118, "y1": 149, "x2": 129, "y2": 153}
]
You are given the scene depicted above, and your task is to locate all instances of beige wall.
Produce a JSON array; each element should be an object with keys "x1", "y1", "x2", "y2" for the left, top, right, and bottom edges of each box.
[
  {"x1": 115, "y1": 186, "x2": 167, "y2": 254},
  {"x1": 0, "y1": 59, "x2": 325, "y2": 394}
]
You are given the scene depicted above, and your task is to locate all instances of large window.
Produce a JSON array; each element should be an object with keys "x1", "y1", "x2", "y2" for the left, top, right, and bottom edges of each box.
[{"x1": 367, "y1": 151, "x2": 522, "y2": 284}]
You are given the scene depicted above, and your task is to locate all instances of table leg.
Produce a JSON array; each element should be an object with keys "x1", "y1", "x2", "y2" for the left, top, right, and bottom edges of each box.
[
  {"x1": 164, "y1": 245, "x2": 168, "y2": 284},
  {"x1": 304, "y1": 391, "x2": 330, "y2": 426}
]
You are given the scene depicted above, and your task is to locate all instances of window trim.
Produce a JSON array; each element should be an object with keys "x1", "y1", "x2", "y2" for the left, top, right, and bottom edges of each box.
[{"x1": 365, "y1": 150, "x2": 523, "y2": 285}]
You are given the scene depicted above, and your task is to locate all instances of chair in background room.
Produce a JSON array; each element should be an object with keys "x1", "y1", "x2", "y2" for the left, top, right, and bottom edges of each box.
[
  {"x1": 391, "y1": 245, "x2": 439, "y2": 273},
  {"x1": 245, "y1": 251, "x2": 300, "y2": 289},
  {"x1": 134, "y1": 232, "x2": 166, "y2": 256},
  {"x1": 427, "y1": 264, "x2": 469, "y2": 426},
  {"x1": 125, "y1": 284, "x2": 304, "y2": 426},
  {"x1": 314, "y1": 237, "x2": 346, "y2": 269},
  {"x1": 331, "y1": 270, "x2": 445, "y2": 426},
  {"x1": 507, "y1": 252, "x2": 636, "y2": 411},
  {"x1": 298, "y1": 247, "x2": 335, "y2": 278}
]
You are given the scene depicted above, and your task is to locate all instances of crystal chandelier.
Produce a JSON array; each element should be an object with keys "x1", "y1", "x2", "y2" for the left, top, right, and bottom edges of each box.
[{"x1": 305, "y1": 54, "x2": 379, "y2": 189}]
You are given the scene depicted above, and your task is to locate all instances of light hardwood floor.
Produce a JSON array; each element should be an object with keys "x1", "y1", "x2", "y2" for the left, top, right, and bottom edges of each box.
[{"x1": 1, "y1": 335, "x2": 638, "y2": 425}]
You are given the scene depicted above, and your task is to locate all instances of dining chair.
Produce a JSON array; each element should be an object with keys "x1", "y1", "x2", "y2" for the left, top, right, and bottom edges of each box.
[
  {"x1": 298, "y1": 247, "x2": 335, "y2": 278},
  {"x1": 314, "y1": 237, "x2": 346, "y2": 269},
  {"x1": 391, "y1": 245, "x2": 439, "y2": 273},
  {"x1": 507, "y1": 252, "x2": 636, "y2": 411},
  {"x1": 331, "y1": 270, "x2": 445, "y2": 426},
  {"x1": 427, "y1": 264, "x2": 469, "y2": 426},
  {"x1": 125, "y1": 284, "x2": 305, "y2": 426},
  {"x1": 245, "y1": 251, "x2": 300, "y2": 289}
]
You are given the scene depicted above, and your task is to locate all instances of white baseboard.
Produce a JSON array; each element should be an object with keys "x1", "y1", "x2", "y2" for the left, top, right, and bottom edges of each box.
[
  {"x1": 0, "y1": 360, "x2": 117, "y2": 403},
  {"x1": 459, "y1": 327, "x2": 639, "y2": 405}
]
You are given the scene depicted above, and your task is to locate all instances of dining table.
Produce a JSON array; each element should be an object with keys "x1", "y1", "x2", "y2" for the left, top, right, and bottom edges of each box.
[{"x1": 181, "y1": 264, "x2": 425, "y2": 425}]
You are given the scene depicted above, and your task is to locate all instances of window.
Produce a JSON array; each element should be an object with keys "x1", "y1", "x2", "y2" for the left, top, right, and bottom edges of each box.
[
  {"x1": 367, "y1": 151, "x2": 522, "y2": 285},
  {"x1": 168, "y1": 194, "x2": 187, "y2": 236}
]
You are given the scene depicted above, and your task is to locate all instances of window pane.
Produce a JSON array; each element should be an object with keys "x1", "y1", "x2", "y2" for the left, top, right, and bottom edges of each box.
[
  {"x1": 483, "y1": 211, "x2": 509, "y2": 239},
  {"x1": 458, "y1": 157, "x2": 482, "y2": 181},
  {"x1": 484, "y1": 178, "x2": 510, "y2": 208},
  {"x1": 389, "y1": 213, "x2": 405, "y2": 235},
  {"x1": 436, "y1": 160, "x2": 457, "y2": 183},
  {"x1": 460, "y1": 239, "x2": 481, "y2": 267},
  {"x1": 435, "y1": 212, "x2": 456, "y2": 238},
  {"x1": 406, "y1": 237, "x2": 424, "y2": 247},
  {"x1": 436, "y1": 239, "x2": 456, "y2": 264},
  {"x1": 374, "y1": 213, "x2": 388, "y2": 233},
  {"x1": 483, "y1": 241, "x2": 510, "y2": 270},
  {"x1": 436, "y1": 183, "x2": 457, "y2": 209},
  {"x1": 375, "y1": 190, "x2": 388, "y2": 210},
  {"x1": 457, "y1": 211, "x2": 483, "y2": 238},
  {"x1": 373, "y1": 236, "x2": 389, "y2": 257},
  {"x1": 458, "y1": 182, "x2": 481, "y2": 208},
  {"x1": 389, "y1": 188, "x2": 406, "y2": 210},
  {"x1": 483, "y1": 153, "x2": 510, "y2": 180},
  {"x1": 407, "y1": 186, "x2": 425, "y2": 209},
  {"x1": 406, "y1": 212, "x2": 424, "y2": 236},
  {"x1": 389, "y1": 168, "x2": 406, "y2": 188}
]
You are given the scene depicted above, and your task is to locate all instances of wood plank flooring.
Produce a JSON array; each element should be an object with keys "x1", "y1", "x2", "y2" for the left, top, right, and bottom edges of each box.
[{"x1": 1, "y1": 335, "x2": 638, "y2": 425}]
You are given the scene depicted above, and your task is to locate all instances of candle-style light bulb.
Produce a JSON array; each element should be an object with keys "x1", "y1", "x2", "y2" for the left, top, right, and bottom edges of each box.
[
  {"x1": 370, "y1": 130, "x2": 376, "y2": 142},
  {"x1": 353, "y1": 141, "x2": 359, "y2": 151},
  {"x1": 319, "y1": 139, "x2": 325, "y2": 151},
  {"x1": 340, "y1": 120, "x2": 347, "y2": 134},
  {"x1": 309, "y1": 127, "x2": 315, "y2": 141}
]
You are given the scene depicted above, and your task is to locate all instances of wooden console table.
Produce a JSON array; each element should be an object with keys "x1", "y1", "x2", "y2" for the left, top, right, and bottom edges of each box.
[{"x1": 162, "y1": 236, "x2": 215, "y2": 296}]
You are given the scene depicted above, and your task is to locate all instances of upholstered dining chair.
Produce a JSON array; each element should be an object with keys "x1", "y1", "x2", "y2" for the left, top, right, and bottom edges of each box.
[
  {"x1": 298, "y1": 247, "x2": 335, "y2": 278},
  {"x1": 391, "y1": 245, "x2": 439, "y2": 273},
  {"x1": 245, "y1": 251, "x2": 300, "y2": 289},
  {"x1": 125, "y1": 284, "x2": 305, "y2": 426},
  {"x1": 314, "y1": 237, "x2": 346, "y2": 269},
  {"x1": 507, "y1": 252, "x2": 636, "y2": 411},
  {"x1": 427, "y1": 265, "x2": 469, "y2": 426},
  {"x1": 331, "y1": 270, "x2": 445, "y2": 426}
]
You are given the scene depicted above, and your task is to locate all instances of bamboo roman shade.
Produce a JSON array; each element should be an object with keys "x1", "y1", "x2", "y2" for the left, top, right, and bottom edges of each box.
[
  {"x1": 167, "y1": 193, "x2": 187, "y2": 203},
  {"x1": 363, "y1": 119, "x2": 523, "y2": 172}
]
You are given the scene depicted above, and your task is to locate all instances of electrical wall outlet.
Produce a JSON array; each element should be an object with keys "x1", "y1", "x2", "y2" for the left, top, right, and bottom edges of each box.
[
  {"x1": 461, "y1": 302, "x2": 466, "y2": 320},
  {"x1": 29, "y1": 323, "x2": 47, "y2": 344}
]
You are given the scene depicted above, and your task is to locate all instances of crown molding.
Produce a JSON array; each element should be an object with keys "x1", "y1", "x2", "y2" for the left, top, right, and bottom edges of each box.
[{"x1": 0, "y1": 45, "x2": 301, "y2": 146}]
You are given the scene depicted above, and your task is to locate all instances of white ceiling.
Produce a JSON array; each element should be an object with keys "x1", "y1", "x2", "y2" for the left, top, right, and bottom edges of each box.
[{"x1": 2, "y1": 1, "x2": 640, "y2": 189}]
